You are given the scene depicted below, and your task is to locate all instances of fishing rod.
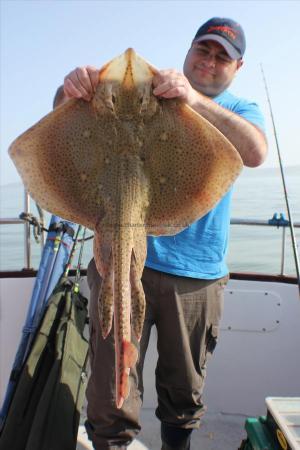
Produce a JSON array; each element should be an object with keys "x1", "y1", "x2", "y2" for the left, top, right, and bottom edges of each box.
[{"x1": 260, "y1": 64, "x2": 300, "y2": 297}]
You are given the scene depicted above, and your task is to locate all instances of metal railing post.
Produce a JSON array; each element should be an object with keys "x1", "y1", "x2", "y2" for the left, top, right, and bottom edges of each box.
[
  {"x1": 281, "y1": 227, "x2": 286, "y2": 275},
  {"x1": 24, "y1": 190, "x2": 31, "y2": 269}
]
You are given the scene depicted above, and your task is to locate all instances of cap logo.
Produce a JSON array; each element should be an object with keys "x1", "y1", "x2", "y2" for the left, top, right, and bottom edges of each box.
[{"x1": 207, "y1": 25, "x2": 237, "y2": 40}]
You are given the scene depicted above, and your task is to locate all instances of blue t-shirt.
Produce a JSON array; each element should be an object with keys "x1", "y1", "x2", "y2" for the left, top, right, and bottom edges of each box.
[{"x1": 145, "y1": 90, "x2": 265, "y2": 279}]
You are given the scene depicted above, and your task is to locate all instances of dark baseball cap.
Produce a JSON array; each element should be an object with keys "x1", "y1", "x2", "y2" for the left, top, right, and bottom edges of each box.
[{"x1": 193, "y1": 17, "x2": 246, "y2": 59}]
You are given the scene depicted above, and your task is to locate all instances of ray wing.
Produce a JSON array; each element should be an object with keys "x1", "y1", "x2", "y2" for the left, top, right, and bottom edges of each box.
[
  {"x1": 143, "y1": 100, "x2": 243, "y2": 235},
  {"x1": 9, "y1": 98, "x2": 115, "y2": 229}
]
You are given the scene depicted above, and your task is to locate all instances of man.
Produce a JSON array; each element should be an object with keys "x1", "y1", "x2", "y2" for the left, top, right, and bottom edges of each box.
[{"x1": 55, "y1": 17, "x2": 267, "y2": 450}]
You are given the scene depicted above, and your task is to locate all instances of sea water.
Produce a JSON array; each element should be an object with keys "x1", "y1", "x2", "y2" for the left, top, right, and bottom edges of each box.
[{"x1": 0, "y1": 166, "x2": 299, "y2": 276}]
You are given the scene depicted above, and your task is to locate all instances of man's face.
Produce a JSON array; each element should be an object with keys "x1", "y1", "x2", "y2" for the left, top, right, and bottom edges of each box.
[{"x1": 183, "y1": 40, "x2": 243, "y2": 97}]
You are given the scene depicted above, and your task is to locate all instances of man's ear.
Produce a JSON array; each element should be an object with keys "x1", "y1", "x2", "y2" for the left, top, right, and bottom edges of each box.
[{"x1": 237, "y1": 59, "x2": 244, "y2": 71}]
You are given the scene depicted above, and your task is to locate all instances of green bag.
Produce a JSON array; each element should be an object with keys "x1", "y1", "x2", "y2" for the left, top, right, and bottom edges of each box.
[{"x1": 0, "y1": 277, "x2": 89, "y2": 450}]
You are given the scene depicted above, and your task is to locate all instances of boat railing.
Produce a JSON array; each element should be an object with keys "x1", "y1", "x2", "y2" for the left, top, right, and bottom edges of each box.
[
  {"x1": 0, "y1": 191, "x2": 299, "y2": 273},
  {"x1": 1, "y1": 191, "x2": 45, "y2": 269}
]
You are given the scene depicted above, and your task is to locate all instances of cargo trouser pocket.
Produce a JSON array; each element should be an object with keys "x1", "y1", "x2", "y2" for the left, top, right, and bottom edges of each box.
[
  {"x1": 199, "y1": 323, "x2": 219, "y2": 379},
  {"x1": 206, "y1": 324, "x2": 219, "y2": 358}
]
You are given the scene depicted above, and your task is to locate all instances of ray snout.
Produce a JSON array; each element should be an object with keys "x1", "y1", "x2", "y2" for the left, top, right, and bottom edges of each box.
[
  {"x1": 124, "y1": 47, "x2": 136, "y2": 59},
  {"x1": 99, "y1": 48, "x2": 156, "y2": 88}
]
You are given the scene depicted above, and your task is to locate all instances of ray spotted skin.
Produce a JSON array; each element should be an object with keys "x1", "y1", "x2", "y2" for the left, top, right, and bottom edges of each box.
[{"x1": 9, "y1": 48, "x2": 243, "y2": 409}]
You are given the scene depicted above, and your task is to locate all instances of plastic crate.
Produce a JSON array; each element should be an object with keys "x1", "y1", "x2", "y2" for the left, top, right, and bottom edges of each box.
[
  {"x1": 240, "y1": 398, "x2": 300, "y2": 450},
  {"x1": 241, "y1": 416, "x2": 281, "y2": 450},
  {"x1": 266, "y1": 397, "x2": 300, "y2": 449}
]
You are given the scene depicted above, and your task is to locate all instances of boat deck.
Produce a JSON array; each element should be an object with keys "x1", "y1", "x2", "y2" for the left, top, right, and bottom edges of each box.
[{"x1": 77, "y1": 408, "x2": 247, "y2": 449}]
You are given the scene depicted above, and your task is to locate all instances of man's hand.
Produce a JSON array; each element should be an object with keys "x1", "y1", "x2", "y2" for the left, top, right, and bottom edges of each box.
[
  {"x1": 63, "y1": 66, "x2": 100, "y2": 101},
  {"x1": 152, "y1": 69, "x2": 200, "y2": 106}
]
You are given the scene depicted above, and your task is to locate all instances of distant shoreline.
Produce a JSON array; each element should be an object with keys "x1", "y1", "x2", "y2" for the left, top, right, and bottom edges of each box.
[{"x1": 241, "y1": 165, "x2": 300, "y2": 178}]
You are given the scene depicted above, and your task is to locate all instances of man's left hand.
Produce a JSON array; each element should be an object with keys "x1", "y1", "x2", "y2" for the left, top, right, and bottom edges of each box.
[{"x1": 152, "y1": 69, "x2": 199, "y2": 106}]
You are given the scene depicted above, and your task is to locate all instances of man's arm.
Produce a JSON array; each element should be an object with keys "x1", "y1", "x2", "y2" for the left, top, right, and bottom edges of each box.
[
  {"x1": 186, "y1": 91, "x2": 267, "y2": 168},
  {"x1": 153, "y1": 70, "x2": 267, "y2": 168}
]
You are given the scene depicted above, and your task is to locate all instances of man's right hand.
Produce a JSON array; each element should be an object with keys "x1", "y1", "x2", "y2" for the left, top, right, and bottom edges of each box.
[{"x1": 63, "y1": 66, "x2": 100, "y2": 101}]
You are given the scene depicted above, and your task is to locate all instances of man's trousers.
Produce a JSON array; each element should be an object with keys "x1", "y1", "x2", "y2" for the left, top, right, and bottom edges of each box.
[{"x1": 86, "y1": 259, "x2": 228, "y2": 449}]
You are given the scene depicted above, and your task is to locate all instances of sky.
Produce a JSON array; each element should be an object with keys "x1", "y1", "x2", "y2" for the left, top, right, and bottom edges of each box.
[{"x1": 1, "y1": 0, "x2": 300, "y2": 186}]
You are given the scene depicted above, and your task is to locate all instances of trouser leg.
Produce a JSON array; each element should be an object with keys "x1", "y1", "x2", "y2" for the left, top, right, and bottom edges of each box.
[
  {"x1": 142, "y1": 268, "x2": 228, "y2": 449},
  {"x1": 85, "y1": 258, "x2": 153, "y2": 450},
  {"x1": 161, "y1": 423, "x2": 192, "y2": 450}
]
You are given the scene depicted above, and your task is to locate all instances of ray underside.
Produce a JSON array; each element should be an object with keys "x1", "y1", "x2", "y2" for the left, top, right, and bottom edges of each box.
[{"x1": 9, "y1": 49, "x2": 243, "y2": 408}]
